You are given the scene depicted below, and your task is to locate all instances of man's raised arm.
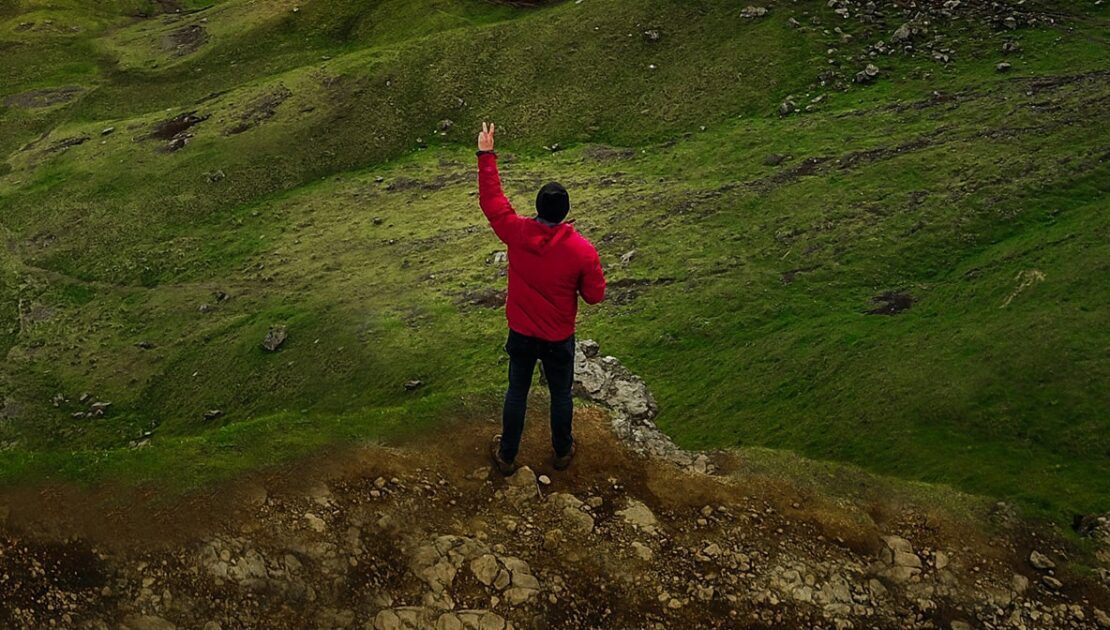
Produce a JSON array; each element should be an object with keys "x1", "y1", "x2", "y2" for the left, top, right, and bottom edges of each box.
[{"x1": 477, "y1": 122, "x2": 521, "y2": 245}]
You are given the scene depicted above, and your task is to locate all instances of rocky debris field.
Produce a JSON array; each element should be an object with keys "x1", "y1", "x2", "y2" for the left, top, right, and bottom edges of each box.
[{"x1": 1, "y1": 346, "x2": 1108, "y2": 629}]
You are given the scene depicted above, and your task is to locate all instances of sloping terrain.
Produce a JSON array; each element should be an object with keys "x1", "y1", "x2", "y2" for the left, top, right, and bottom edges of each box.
[
  {"x1": 0, "y1": 0, "x2": 1108, "y2": 605},
  {"x1": 2, "y1": 400, "x2": 1109, "y2": 629}
]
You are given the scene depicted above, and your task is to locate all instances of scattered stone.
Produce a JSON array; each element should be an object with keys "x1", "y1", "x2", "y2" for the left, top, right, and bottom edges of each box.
[
  {"x1": 879, "y1": 536, "x2": 923, "y2": 582},
  {"x1": 740, "y1": 6, "x2": 768, "y2": 19},
  {"x1": 934, "y1": 550, "x2": 949, "y2": 570},
  {"x1": 620, "y1": 250, "x2": 636, "y2": 265},
  {"x1": 262, "y1": 325, "x2": 288, "y2": 352},
  {"x1": 631, "y1": 541, "x2": 653, "y2": 561},
  {"x1": 203, "y1": 409, "x2": 224, "y2": 421},
  {"x1": 1042, "y1": 575, "x2": 1063, "y2": 590},
  {"x1": 855, "y1": 64, "x2": 880, "y2": 84},
  {"x1": 580, "y1": 339, "x2": 600, "y2": 358},
  {"x1": 778, "y1": 100, "x2": 796, "y2": 116},
  {"x1": 101, "y1": 126, "x2": 115, "y2": 136},
  {"x1": 643, "y1": 29, "x2": 661, "y2": 42},
  {"x1": 1029, "y1": 550, "x2": 1055, "y2": 570},
  {"x1": 617, "y1": 499, "x2": 658, "y2": 532},
  {"x1": 504, "y1": 466, "x2": 540, "y2": 506},
  {"x1": 470, "y1": 554, "x2": 500, "y2": 586},
  {"x1": 996, "y1": 62, "x2": 1012, "y2": 72},
  {"x1": 891, "y1": 23, "x2": 915, "y2": 44},
  {"x1": 89, "y1": 401, "x2": 112, "y2": 417},
  {"x1": 537, "y1": 475, "x2": 551, "y2": 486},
  {"x1": 763, "y1": 153, "x2": 789, "y2": 166},
  {"x1": 304, "y1": 513, "x2": 327, "y2": 533},
  {"x1": 403, "y1": 380, "x2": 424, "y2": 391},
  {"x1": 543, "y1": 529, "x2": 563, "y2": 550}
]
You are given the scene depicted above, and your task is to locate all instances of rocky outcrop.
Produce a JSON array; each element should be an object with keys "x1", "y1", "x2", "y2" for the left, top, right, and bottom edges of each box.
[
  {"x1": 3, "y1": 422, "x2": 1107, "y2": 630},
  {"x1": 573, "y1": 339, "x2": 715, "y2": 474},
  {"x1": 409, "y1": 534, "x2": 541, "y2": 606}
]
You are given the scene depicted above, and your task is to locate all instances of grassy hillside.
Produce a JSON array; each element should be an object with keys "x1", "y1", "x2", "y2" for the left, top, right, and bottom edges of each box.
[{"x1": 0, "y1": 0, "x2": 1107, "y2": 521}]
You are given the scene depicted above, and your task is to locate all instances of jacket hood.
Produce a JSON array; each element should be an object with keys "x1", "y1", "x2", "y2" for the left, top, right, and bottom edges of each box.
[{"x1": 520, "y1": 218, "x2": 575, "y2": 254}]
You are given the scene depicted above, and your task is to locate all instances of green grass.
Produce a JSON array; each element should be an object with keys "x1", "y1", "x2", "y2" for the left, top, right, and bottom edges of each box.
[{"x1": 0, "y1": 0, "x2": 1107, "y2": 521}]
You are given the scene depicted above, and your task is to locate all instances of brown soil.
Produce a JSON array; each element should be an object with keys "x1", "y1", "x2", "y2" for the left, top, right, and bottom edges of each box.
[
  {"x1": 867, "y1": 292, "x2": 915, "y2": 315},
  {"x1": 163, "y1": 24, "x2": 208, "y2": 56},
  {"x1": 581, "y1": 145, "x2": 637, "y2": 163},
  {"x1": 455, "y1": 287, "x2": 507, "y2": 310},
  {"x1": 225, "y1": 86, "x2": 293, "y2": 135},
  {"x1": 607, "y1": 277, "x2": 676, "y2": 305},
  {"x1": 0, "y1": 404, "x2": 1106, "y2": 629},
  {"x1": 146, "y1": 112, "x2": 209, "y2": 141},
  {"x1": 3, "y1": 86, "x2": 84, "y2": 109}
]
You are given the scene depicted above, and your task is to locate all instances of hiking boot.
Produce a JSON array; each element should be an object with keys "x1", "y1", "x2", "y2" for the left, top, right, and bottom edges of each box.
[
  {"x1": 553, "y1": 443, "x2": 576, "y2": 471},
  {"x1": 489, "y1": 434, "x2": 519, "y2": 476}
]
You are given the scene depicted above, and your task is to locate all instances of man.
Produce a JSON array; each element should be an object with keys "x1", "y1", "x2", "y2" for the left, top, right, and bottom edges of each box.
[{"x1": 476, "y1": 122, "x2": 606, "y2": 475}]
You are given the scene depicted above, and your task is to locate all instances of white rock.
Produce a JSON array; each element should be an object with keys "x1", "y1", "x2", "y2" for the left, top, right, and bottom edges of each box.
[
  {"x1": 1029, "y1": 550, "x2": 1055, "y2": 570},
  {"x1": 617, "y1": 499, "x2": 658, "y2": 532},
  {"x1": 934, "y1": 550, "x2": 949, "y2": 569}
]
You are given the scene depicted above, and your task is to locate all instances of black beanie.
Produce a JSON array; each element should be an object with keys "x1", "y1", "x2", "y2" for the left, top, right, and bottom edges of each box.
[{"x1": 536, "y1": 182, "x2": 570, "y2": 224}]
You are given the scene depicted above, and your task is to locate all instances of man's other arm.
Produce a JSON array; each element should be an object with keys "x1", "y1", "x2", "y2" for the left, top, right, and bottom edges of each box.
[{"x1": 579, "y1": 248, "x2": 606, "y2": 305}]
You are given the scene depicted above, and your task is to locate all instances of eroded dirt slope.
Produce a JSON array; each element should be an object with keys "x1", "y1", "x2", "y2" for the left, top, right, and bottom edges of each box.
[{"x1": 1, "y1": 396, "x2": 1108, "y2": 629}]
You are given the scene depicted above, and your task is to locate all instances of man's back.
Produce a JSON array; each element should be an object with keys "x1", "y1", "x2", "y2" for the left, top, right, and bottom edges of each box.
[{"x1": 477, "y1": 151, "x2": 605, "y2": 341}]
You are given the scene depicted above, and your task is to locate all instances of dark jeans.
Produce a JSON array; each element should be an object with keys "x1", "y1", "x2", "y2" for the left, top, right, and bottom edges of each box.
[{"x1": 500, "y1": 329, "x2": 575, "y2": 463}]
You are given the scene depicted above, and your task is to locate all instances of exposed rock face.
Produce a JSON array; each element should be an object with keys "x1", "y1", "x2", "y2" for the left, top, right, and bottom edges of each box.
[
  {"x1": 573, "y1": 340, "x2": 715, "y2": 474},
  {"x1": 4, "y1": 413, "x2": 1107, "y2": 629},
  {"x1": 875, "y1": 535, "x2": 922, "y2": 583}
]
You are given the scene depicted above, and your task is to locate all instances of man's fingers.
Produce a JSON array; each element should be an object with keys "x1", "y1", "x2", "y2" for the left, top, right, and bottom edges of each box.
[
  {"x1": 482, "y1": 121, "x2": 488, "y2": 134},
  {"x1": 490, "y1": 122, "x2": 496, "y2": 137}
]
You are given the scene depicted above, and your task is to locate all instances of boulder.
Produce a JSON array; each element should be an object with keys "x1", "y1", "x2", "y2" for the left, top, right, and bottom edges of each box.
[{"x1": 262, "y1": 325, "x2": 287, "y2": 352}]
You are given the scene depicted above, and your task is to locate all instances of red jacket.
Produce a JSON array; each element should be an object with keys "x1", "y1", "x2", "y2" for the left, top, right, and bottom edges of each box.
[{"x1": 478, "y1": 152, "x2": 605, "y2": 341}]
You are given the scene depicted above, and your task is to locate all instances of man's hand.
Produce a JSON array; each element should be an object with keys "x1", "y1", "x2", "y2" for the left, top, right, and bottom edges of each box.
[{"x1": 478, "y1": 121, "x2": 496, "y2": 152}]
